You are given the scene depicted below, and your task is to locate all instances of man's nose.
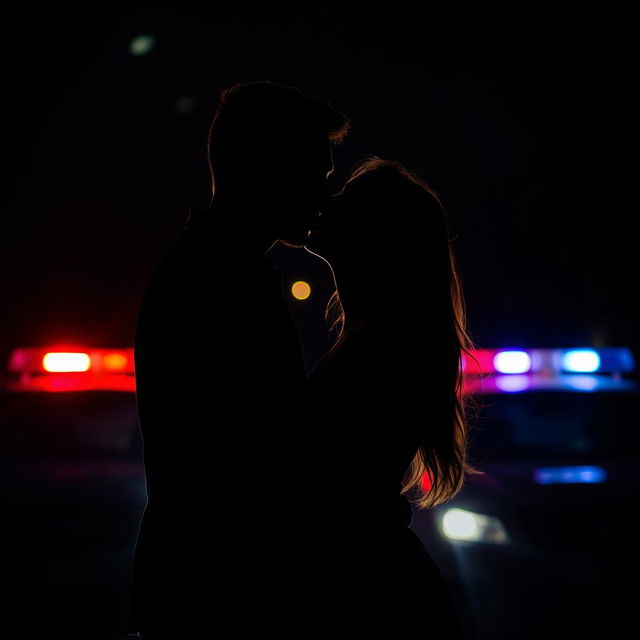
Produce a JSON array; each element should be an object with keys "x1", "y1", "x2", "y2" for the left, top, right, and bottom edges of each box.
[{"x1": 326, "y1": 162, "x2": 334, "y2": 179}]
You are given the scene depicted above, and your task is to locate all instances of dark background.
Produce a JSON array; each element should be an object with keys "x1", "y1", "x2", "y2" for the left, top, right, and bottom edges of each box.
[
  {"x1": 1, "y1": 6, "x2": 637, "y2": 638},
  {"x1": 3, "y1": 2, "x2": 637, "y2": 358}
]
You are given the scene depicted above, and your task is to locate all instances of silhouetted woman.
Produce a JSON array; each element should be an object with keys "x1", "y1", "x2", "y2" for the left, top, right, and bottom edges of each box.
[{"x1": 305, "y1": 157, "x2": 476, "y2": 636}]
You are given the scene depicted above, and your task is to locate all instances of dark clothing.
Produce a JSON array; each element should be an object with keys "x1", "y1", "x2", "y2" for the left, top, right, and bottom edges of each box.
[
  {"x1": 265, "y1": 240, "x2": 340, "y2": 375},
  {"x1": 130, "y1": 208, "x2": 306, "y2": 636},
  {"x1": 306, "y1": 317, "x2": 463, "y2": 636}
]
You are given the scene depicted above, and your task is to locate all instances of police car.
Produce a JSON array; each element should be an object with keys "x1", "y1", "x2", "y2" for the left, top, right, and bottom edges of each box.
[
  {"x1": 0, "y1": 346, "x2": 145, "y2": 638},
  {"x1": 411, "y1": 347, "x2": 639, "y2": 640},
  {"x1": 2, "y1": 346, "x2": 142, "y2": 462}
]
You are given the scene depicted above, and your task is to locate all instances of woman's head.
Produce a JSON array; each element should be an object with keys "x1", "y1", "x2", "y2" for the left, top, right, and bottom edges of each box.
[
  {"x1": 310, "y1": 158, "x2": 450, "y2": 324},
  {"x1": 310, "y1": 157, "x2": 478, "y2": 508}
]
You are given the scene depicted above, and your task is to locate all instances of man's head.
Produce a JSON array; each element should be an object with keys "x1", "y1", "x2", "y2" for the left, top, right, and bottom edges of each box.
[{"x1": 207, "y1": 81, "x2": 348, "y2": 245}]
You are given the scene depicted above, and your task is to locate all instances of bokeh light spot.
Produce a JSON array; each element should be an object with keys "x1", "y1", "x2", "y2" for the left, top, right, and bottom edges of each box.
[
  {"x1": 103, "y1": 353, "x2": 128, "y2": 371},
  {"x1": 129, "y1": 35, "x2": 155, "y2": 56},
  {"x1": 175, "y1": 96, "x2": 196, "y2": 114},
  {"x1": 291, "y1": 281, "x2": 311, "y2": 300}
]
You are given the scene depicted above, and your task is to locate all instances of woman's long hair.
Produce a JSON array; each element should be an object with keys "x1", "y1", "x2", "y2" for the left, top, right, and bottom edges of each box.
[{"x1": 325, "y1": 157, "x2": 479, "y2": 509}]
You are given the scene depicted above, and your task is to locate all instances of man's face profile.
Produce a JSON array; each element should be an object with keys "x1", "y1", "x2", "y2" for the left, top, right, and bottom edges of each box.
[{"x1": 275, "y1": 129, "x2": 334, "y2": 243}]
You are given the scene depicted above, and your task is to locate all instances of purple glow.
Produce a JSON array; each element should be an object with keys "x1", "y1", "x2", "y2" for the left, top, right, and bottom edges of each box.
[{"x1": 494, "y1": 375, "x2": 531, "y2": 393}]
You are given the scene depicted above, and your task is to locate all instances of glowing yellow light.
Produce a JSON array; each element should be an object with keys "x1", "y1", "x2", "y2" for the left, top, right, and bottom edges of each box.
[
  {"x1": 291, "y1": 281, "x2": 311, "y2": 300},
  {"x1": 103, "y1": 353, "x2": 128, "y2": 371},
  {"x1": 42, "y1": 352, "x2": 91, "y2": 373}
]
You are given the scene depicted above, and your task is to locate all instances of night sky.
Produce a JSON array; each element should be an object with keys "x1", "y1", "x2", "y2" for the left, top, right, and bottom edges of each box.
[{"x1": 3, "y1": 3, "x2": 637, "y2": 364}]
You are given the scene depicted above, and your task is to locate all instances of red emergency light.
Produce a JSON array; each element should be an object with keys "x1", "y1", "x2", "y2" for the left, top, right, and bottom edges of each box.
[
  {"x1": 6, "y1": 347, "x2": 135, "y2": 392},
  {"x1": 420, "y1": 470, "x2": 433, "y2": 493},
  {"x1": 42, "y1": 352, "x2": 91, "y2": 372}
]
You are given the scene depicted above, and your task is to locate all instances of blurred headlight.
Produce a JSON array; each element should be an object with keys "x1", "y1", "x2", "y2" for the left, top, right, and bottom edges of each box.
[{"x1": 441, "y1": 508, "x2": 509, "y2": 544}]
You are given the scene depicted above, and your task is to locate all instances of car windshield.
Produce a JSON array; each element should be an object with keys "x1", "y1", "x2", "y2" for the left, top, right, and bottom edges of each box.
[{"x1": 470, "y1": 391, "x2": 639, "y2": 463}]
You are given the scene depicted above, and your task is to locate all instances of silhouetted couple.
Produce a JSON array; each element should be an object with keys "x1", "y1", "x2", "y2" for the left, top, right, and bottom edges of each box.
[{"x1": 130, "y1": 81, "x2": 474, "y2": 638}]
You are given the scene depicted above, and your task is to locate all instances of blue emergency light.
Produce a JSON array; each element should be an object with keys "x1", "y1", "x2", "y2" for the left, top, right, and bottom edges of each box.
[{"x1": 533, "y1": 466, "x2": 608, "y2": 485}]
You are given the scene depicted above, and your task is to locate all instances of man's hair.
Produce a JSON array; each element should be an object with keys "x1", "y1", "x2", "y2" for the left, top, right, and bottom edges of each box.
[{"x1": 207, "y1": 81, "x2": 349, "y2": 183}]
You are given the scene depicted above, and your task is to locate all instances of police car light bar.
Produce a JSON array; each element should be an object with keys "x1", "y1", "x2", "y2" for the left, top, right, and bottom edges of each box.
[
  {"x1": 42, "y1": 352, "x2": 91, "y2": 372},
  {"x1": 7, "y1": 347, "x2": 135, "y2": 392},
  {"x1": 462, "y1": 348, "x2": 635, "y2": 376}
]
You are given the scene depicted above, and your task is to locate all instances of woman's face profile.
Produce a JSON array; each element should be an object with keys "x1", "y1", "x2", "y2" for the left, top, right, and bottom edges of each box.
[{"x1": 307, "y1": 172, "x2": 389, "y2": 267}]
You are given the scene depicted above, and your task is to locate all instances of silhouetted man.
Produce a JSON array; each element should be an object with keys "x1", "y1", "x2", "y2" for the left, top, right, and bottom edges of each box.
[{"x1": 129, "y1": 82, "x2": 348, "y2": 638}]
